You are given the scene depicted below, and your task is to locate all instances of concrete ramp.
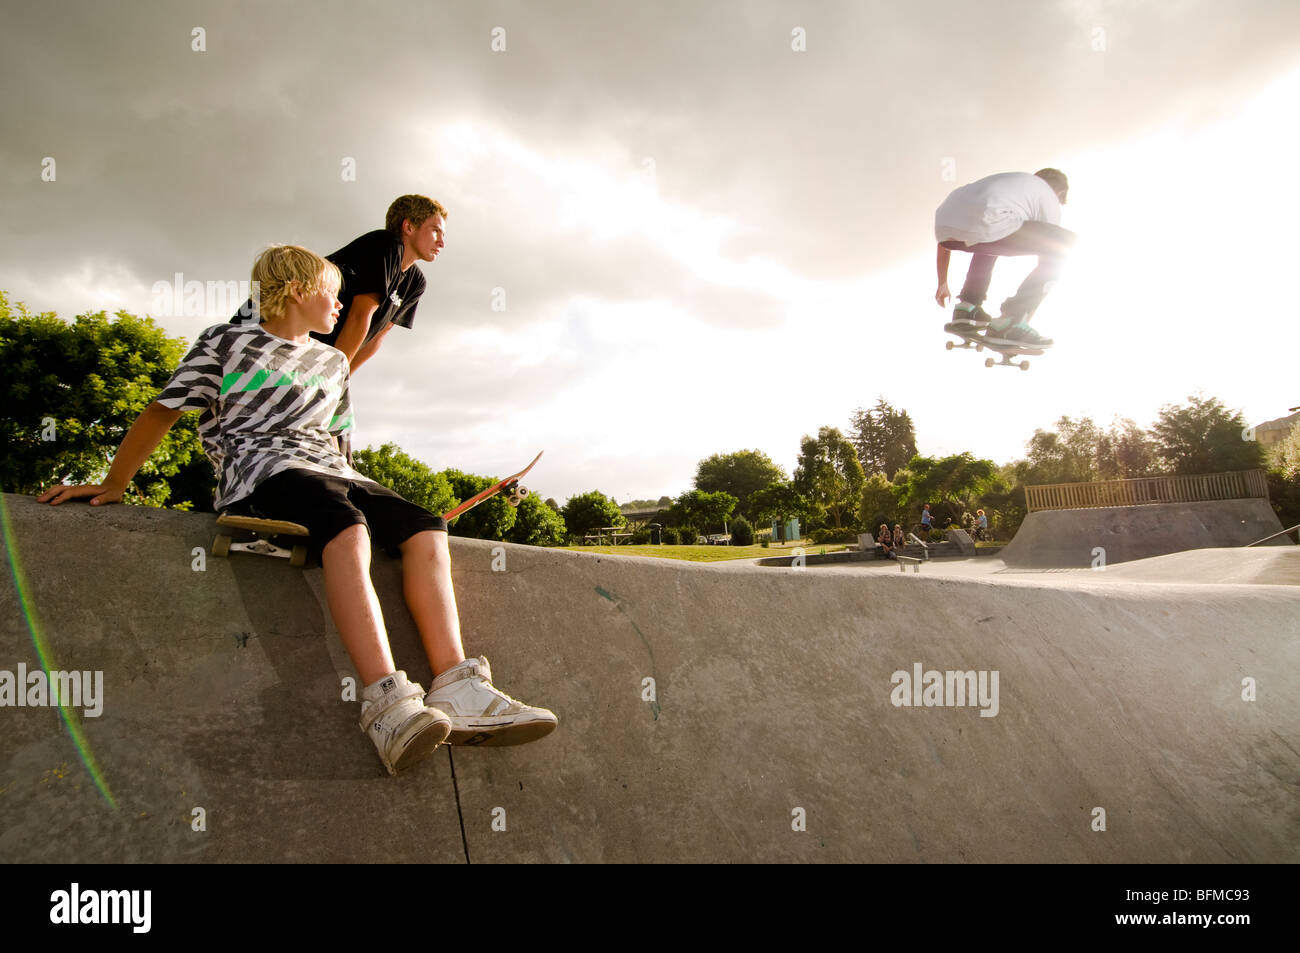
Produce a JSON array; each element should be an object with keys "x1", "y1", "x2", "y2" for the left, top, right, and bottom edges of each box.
[
  {"x1": 1000, "y1": 499, "x2": 1287, "y2": 568},
  {"x1": 1, "y1": 494, "x2": 1297, "y2": 862},
  {"x1": 1092, "y1": 547, "x2": 1300, "y2": 587}
]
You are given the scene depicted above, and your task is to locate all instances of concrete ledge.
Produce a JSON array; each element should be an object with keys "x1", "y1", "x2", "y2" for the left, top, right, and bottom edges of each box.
[{"x1": 2, "y1": 494, "x2": 1297, "y2": 862}]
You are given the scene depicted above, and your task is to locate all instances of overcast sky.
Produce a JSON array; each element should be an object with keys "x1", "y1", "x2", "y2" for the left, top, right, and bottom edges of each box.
[{"x1": 3, "y1": 0, "x2": 1298, "y2": 505}]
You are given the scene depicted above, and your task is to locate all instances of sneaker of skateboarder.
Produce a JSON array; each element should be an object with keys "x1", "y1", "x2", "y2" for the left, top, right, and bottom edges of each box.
[
  {"x1": 933, "y1": 169, "x2": 1076, "y2": 349},
  {"x1": 39, "y1": 244, "x2": 556, "y2": 775}
]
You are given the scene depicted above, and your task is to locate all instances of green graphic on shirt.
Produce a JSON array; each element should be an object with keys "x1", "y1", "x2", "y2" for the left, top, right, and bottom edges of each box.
[{"x1": 221, "y1": 367, "x2": 332, "y2": 396}]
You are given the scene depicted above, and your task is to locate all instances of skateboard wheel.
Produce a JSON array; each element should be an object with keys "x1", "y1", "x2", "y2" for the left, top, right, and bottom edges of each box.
[
  {"x1": 213, "y1": 534, "x2": 231, "y2": 557},
  {"x1": 517, "y1": 486, "x2": 529, "y2": 500},
  {"x1": 975, "y1": 343, "x2": 984, "y2": 352},
  {"x1": 290, "y1": 545, "x2": 307, "y2": 568},
  {"x1": 984, "y1": 358, "x2": 995, "y2": 368},
  {"x1": 1019, "y1": 361, "x2": 1029, "y2": 371},
  {"x1": 945, "y1": 340, "x2": 954, "y2": 350}
]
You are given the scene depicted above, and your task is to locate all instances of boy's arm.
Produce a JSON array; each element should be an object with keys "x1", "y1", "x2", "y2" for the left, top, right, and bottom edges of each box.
[
  {"x1": 333, "y1": 294, "x2": 382, "y2": 366},
  {"x1": 935, "y1": 244, "x2": 951, "y2": 306},
  {"x1": 37, "y1": 401, "x2": 184, "y2": 506},
  {"x1": 349, "y1": 323, "x2": 395, "y2": 373}
]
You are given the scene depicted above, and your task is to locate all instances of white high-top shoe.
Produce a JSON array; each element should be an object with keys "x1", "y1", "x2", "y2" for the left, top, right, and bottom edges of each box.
[
  {"x1": 424, "y1": 657, "x2": 557, "y2": 747},
  {"x1": 360, "y1": 671, "x2": 451, "y2": 775}
]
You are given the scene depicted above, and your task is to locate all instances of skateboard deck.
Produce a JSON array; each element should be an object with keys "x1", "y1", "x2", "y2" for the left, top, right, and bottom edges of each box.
[
  {"x1": 944, "y1": 322, "x2": 1046, "y2": 371},
  {"x1": 443, "y1": 451, "x2": 544, "y2": 522},
  {"x1": 213, "y1": 513, "x2": 311, "y2": 566}
]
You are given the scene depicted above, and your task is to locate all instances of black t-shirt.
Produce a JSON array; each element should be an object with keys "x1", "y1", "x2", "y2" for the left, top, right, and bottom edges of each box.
[{"x1": 231, "y1": 230, "x2": 425, "y2": 349}]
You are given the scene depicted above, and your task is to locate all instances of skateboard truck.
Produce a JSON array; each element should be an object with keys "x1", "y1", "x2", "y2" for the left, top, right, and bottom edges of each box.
[
  {"x1": 443, "y1": 451, "x2": 543, "y2": 522},
  {"x1": 213, "y1": 514, "x2": 311, "y2": 567},
  {"x1": 944, "y1": 323, "x2": 1043, "y2": 371}
]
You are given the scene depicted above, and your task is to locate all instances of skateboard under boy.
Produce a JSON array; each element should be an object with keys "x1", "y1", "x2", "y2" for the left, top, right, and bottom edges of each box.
[
  {"x1": 210, "y1": 451, "x2": 544, "y2": 563},
  {"x1": 213, "y1": 513, "x2": 311, "y2": 566},
  {"x1": 944, "y1": 322, "x2": 1045, "y2": 371}
]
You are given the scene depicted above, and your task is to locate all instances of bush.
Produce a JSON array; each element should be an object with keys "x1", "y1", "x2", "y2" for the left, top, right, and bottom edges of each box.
[
  {"x1": 630, "y1": 527, "x2": 652, "y2": 544},
  {"x1": 730, "y1": 516, "x2": 754, "y2": 546},
  {"x1": 661, "y1": 527, "x2": 680, "y2": 545},
  {"x1": 677, "y1": 525, "x2": 697, "y2": 545},
  {"x1": 810, "y1": 527, "x2": 859, "y2": 544}
]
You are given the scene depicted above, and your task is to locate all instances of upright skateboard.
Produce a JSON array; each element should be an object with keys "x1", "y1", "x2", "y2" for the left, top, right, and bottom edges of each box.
[
  {"x1": 944, "y1": 322, "x2": 1045, "y2": 371},
  {"x1": 212, "y1": 513, "x2": 311, "y2": 566},
  {"x1": 443, "y1": 451, "x2": 544, "y2": 522}
]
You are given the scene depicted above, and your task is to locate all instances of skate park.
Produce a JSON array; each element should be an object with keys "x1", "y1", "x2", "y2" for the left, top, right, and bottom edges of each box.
[{"x1": 1, "y1": 486, "x2": 1296, "y2": 864}]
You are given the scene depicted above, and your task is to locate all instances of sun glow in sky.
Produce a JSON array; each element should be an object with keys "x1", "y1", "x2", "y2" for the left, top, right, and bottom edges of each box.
[{"x1": 353, "y1": 65, "x2": 1300, "y2": 502}]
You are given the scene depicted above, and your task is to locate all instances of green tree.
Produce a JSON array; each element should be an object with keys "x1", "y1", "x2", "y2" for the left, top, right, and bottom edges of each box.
[
  {"x1": 443, "y1": 469, "x2": 518, "y2": 540},
  {"x1": 749, "y1": 481, "x2": 810, "y2": 527},
  {"x1": 1264, "y1": 423, "x2": 1300, "y2": 531},
  {"x1": 694, "y1": 450, "x2": 786, "y2": 519},
  {"x1": 0, "y1": 293, "x2": 212, "y2": 508},
  {"x1": 562, "y1": 491, "x2": 624, "y2": 539},
  {"x1": 1022, "y1": 416, "x2": 1104, "y2": 485},
  {"x1": 729, "y1": 516, "x2": 754, "y2": 546},
  {"x1": 848, "y1": 398, "x2": 918, "y2": 479},
  {"x1": 1269, "y1": 425, "x2": 1300, "y2": 480},
  {"x1": 857, "y1": 472, "x2": 900, "y2": 529},
  {"x1": 894, "y1": 453, "x2": 997, "y2": 521},
  {"x1": 793, "y1": 426, "x2": 864, "y2": 528},
  {"x1": 1096, "y1": 416, "x2": 1158, "y2": 480},
  {"x1": 1152, "y1": 394, "x2": 1265, "y2": 475},
  {"x1": 668, "y1": 489, "x2": 738, "y2": 535},
  {"x1": 505, "y1": 493, "x2": 568, "y2": 546},
  {"x1": 353, "y1": 442, "x2": 456, "y2": 514},
  {"x1": 975, "y1": 463, "x2": 1023, "y2": 538}
]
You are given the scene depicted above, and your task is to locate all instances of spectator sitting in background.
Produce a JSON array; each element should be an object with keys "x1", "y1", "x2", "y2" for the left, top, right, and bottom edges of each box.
[
  {"x1": 877, "y1": 523, "x2": 896, "y2": 559},
  {"x1": 893, "y1": 524, "x2": 905, "y2": 549}
]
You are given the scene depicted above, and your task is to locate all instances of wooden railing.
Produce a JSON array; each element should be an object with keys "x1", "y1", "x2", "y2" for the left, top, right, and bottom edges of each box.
[{"x1": 1025, "y1": 469, "x2": 1269, "y2": 512}]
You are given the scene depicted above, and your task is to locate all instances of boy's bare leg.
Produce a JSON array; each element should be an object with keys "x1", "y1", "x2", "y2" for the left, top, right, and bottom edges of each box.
[
  {"x1": 321, "y1": 523, "x2": 395, "y2": 685},
  {"x1": 397, "y1": 528, "x2": 556, "y2": 745},
  {"x1": 322, "y1": 523, "x2": 450, "y2": 774},
  {"x1": 398, "y1": 529, "x2": 466, "y2": 676}
]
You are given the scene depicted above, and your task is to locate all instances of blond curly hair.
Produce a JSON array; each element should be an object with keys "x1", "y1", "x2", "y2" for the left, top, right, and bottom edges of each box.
[{"x1": 250, "y1": 245, "x2": 342, "y2": 322}]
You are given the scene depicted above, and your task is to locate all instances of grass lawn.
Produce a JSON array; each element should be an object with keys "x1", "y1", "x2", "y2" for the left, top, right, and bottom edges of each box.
[{"x1": 557, "y1": 540, "x2": 851, "y2": 562}]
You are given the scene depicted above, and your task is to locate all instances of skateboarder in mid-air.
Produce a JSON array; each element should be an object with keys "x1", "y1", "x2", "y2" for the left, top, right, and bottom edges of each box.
[
  {"x1": 39, "y1": 245, "x2": 556, "y2": 775},
  {"x1": 934, "y1": 169, "x2": 1076, "y2": 349}
]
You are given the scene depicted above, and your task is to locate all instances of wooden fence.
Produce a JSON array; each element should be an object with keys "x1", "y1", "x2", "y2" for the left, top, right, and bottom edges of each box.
[{"x1": 1024, "y1": 469, "x2": 1269, "y2": 512}]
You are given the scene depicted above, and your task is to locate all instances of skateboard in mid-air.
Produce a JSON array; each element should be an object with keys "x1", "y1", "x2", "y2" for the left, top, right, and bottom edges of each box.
[
  {"x1": 944, "y1": 323, "x2": 1046, "y2": 371},
  {"x1": 212, "y1": 513, "x2": 311, "y2": 566},
  {"x1": 443, "y1": 451, "x2": 544, "y2": 522}
]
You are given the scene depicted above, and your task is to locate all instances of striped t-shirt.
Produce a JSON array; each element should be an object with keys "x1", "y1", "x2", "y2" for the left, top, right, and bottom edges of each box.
[{"x1": 156, "y1": 323, "x2": 367, "y2": 509}]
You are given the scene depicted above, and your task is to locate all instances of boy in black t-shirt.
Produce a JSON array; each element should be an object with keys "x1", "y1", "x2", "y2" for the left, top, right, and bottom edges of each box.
[
  {"x1": 234, "y1": 194, "x2": 446, "y2": 375},
  {"x1": 42, "y1": 245, "x2": 556, "y2": 776}
]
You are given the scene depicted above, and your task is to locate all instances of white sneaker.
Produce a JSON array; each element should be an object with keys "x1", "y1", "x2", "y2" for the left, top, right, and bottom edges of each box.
[
  {"x1": 424, "y1": 657, "x2": 558, "y2": 747},
  {"x1": 360, "y1": 671, "x2": 451, "y2": 775}
]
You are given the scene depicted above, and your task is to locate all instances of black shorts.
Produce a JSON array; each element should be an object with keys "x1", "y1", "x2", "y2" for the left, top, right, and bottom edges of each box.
[{"x1": 242, "y1": 468, "x2": 446, "y2": 556}]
